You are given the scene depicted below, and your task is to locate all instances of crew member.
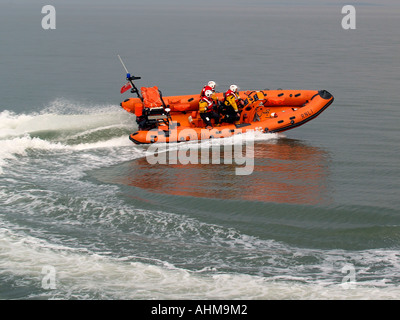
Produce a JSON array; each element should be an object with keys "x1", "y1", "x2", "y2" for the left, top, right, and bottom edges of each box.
[
  {"x1": 221, "y1": 84, "x2": 242, "y2": 124},
  {"x1": 199, "y1": 89, "x2": 220, "y2": 128},
  {"x1": 201, "y1": 81, "x2": 220, "y2": 110}
]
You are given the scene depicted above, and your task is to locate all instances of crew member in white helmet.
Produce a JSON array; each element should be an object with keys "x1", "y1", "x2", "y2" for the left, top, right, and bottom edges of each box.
[
  {"x1": 200, "y1": 81, "x2": 216, "y2": 98},
  {"x1": 199, "y1": 89, "x2": 220, "y2": 128},
  {"x1": 221, "y1": 84, "x2": 242, "y2": 124}
]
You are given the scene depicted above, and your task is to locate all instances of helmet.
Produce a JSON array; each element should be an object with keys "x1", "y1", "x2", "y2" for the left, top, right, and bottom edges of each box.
[
  {"x1": 208, "y1": 81, "x2": 216, "y2": 89},
  {"x1": 230, "y1": 85, "x2": 238, "y2": 92},
  {"x1": 204, "y1": 90, "x2": 213, "y2": 98}
]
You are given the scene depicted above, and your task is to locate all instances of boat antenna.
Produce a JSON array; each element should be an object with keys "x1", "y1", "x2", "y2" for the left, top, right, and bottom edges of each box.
[{"x1": 117, "y1": 54, "x2": 142, "y2": 99}]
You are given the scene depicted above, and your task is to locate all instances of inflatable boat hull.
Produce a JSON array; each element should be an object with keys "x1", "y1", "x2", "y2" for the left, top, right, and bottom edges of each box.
[{"x1": 121, "y1": 89, "x2": 334, "y2": 144}]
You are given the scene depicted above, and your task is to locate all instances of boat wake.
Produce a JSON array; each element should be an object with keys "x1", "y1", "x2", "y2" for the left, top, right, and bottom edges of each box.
[
  {"x1": 0, "y1": 102, "x2": 137, "y2": 174},
  {"x1": 0, "y1": 100, "x2": 284, "y2": 174}
]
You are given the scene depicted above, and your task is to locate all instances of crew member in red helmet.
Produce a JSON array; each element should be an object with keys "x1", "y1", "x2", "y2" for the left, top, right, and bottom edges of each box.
[
  {"x1": 221, "y1": 84, "x2": 242, "y2": 124},
  {"x1": 199, "y1": 89, "x2": 220, "y2": 129}
]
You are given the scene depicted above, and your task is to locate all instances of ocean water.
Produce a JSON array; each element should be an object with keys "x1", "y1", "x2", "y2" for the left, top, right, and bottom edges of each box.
[{"x1": 1, "y1": 0, "x2": 400, "y2": 300}]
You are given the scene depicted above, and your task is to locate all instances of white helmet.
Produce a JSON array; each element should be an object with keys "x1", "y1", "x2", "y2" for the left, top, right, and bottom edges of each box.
[
  {"x1": 205, "y1": 90, "x2": 213, "y2": 98},
  {"x1": 208, "y1": 81, "x2": 216, "y2": 89},
  {"x1": 230, "y1": 84, "x2": 238, "y2": 92}
]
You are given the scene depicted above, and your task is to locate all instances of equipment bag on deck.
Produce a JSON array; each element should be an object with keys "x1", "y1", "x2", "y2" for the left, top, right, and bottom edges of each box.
[{"x1": 141, "y1": 86, "x2": 164, "y2": 109}]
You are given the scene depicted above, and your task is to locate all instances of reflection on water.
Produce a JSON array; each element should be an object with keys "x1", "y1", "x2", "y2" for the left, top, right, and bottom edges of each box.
[{"x1": 102, "y1": 137, "x2": 332, "y2": 206}]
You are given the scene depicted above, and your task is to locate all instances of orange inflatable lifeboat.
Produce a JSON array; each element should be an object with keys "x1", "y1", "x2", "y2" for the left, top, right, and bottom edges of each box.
[
  {"x1": 120, "y1": 87, "x2": 334, "y2": 144},
  {"x1": 116, "y1": 58, "x2": 333, "y2": 144}
]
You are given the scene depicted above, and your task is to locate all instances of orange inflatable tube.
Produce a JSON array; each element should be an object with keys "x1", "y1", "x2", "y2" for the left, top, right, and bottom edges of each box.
[{"x1": 120, "y1": 89, "x2": 334, "y2": 144}]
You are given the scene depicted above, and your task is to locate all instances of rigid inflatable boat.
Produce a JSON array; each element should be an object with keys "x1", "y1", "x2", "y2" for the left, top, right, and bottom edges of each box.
[
  {"x1": 121, "y1": 88, "x2": 334, "y2": 144},
  {"x1": 117, "y1": 57, "x2": 334, "y2": 145}
]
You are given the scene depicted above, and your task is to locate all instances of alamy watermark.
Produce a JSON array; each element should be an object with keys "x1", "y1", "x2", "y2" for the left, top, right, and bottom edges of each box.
[
  {"x1": 341, "y1": 264, "x2": 357, "y2": 289},
  {"x1": 341, "y1": 5, "x2": 356, "y2": 30},
  {"x1": 40, "y1": 5, "x2": 355, "y2": 31},
  {"x1": 145, "y1": 128, "x2": 255, "y2": 176},
  {"x1": 41, "y1": 5, "x2": 56, "y2": 30},
  {"x1": 41, "y1": 265, "x2": 57, "y2": 290}
]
